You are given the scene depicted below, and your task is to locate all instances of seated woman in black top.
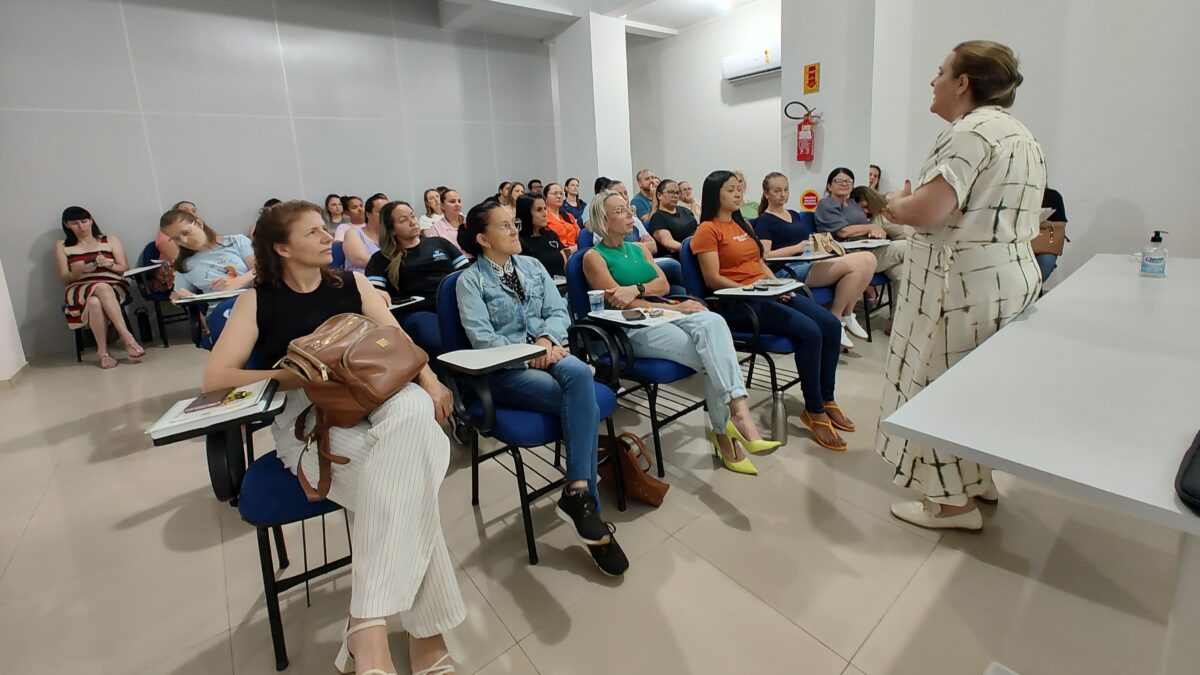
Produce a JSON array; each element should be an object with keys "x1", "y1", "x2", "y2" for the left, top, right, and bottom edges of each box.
[
  {"x1": 204, "y1": 201, "x2": 466, "y2": 675},
  {"x1": 515, "y1": 193, "x2": 568, "y2": 277},
  {"x1": 647, "y1": 179, "x2": 698, "y2": 258},
  {"x1": 364, "y1": 200, "x2": 468, "y2": 355}
]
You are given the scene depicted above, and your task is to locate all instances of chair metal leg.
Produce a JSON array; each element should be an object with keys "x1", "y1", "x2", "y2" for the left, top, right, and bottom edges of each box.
[
  {"x1": 862, "y1": 289, "x2": 873, "y2": 342},
  {"x1": 510, "y1": 448, "x2": 539, "y2": 565},
  {"x1": 605, "y1": 418, "x2": 626, "y2": 512},
  {"x1": 154, "y1": 300, "x2": 169, "y2": 347},
  {"x1": 74, "y1": 328, "x2": 84, "y2": 362},
  {"x1": 272, "y1": 525, "x2": 289, "y2": 569},
  {"x1": 256, "y1": 527, "x2": 290, "y2": 671},
  {"x1": 744, "y1": 353, "x2": 757, "y2": 387},
  {"x1": 553, "y1": 441, "x2": 562, "y2": 469},
  {"x1": 470, "y1": 435, "x2": 480, "y2": 506},
  {"x1": 646, "y1": 384, "x2": 666, "y2": 478}
]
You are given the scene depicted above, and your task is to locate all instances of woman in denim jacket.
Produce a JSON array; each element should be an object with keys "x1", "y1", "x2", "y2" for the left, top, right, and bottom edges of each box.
[{"x1": 454, "y1": 201, "x2": 628, "y2": 577}]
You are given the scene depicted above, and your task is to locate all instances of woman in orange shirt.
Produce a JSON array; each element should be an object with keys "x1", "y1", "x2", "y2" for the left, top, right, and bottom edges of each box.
[
  {"x1": 692, "y1": 170, "x2": 852, "y2": 451},
  {"x1": 542, "y1": 182, "x2": 580, "y2": 248}
]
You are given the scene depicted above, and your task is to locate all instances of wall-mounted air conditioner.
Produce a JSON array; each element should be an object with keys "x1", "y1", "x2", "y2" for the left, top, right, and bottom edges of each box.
[{"x1": 721, "y1": 42, "x2": 782, "y2": 83}]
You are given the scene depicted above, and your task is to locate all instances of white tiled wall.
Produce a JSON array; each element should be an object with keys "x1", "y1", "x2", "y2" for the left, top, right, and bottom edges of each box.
[{"x1": 0, "y1": 0, "x2": 557, "y2": 357}]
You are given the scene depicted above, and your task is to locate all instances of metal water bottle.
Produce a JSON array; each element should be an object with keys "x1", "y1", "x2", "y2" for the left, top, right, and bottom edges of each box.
[{"x1": 771, "y1": 391, "x2": 788, "y2": 443}]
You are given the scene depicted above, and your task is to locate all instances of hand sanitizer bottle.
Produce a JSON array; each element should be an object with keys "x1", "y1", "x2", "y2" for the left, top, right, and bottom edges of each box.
[{"x1": 1140, "y1": 230, "x2": 1168, "y2": 277}]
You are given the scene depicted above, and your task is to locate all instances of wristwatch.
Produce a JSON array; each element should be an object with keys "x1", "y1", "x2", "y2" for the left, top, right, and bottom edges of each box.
[{"x1": 635, "y1": 283, "x2": 646, "y2": 298}]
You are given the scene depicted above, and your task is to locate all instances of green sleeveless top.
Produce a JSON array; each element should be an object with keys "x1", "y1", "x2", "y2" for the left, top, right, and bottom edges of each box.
[{"x1": 593, "y1": 241, "x2": 658, "y2": 286}]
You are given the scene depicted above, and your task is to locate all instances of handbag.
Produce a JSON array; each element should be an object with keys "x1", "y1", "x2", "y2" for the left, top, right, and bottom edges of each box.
[
  {"x1": 809, "y1": 232, "x2": 846, "y2": 257},
  {"x1": 598, "y1": 432, "x2": 670, "y2": 507},
  {"x1": 1175, "y1": 429, "x2": 1200, "y2": 515},
  {"x1": 1031, "y1": 222, "x2": 1068, "y2": 256},
  {"x1": 277, "y1": 313, "x2": 428, "y2": 500}
]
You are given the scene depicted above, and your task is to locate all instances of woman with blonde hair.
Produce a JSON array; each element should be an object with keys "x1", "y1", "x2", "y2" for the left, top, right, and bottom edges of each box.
[{"x1": 878, "y1": 40, "x2": 1045, "y2": 531}]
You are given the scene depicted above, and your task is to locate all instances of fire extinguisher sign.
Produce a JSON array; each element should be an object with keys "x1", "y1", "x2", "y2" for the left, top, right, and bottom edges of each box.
[{"x1": 804, "y1": 62, "x2": 820, "y2": 94}]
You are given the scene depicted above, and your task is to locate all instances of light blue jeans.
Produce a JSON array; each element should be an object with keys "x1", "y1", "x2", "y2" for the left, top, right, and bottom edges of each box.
[
  {"x1": 625, "y1": 311, "x2": 747, "y2": 431},
  {"x1": 1036, "y1": 253, "x2": 1058, "y2": 283}
]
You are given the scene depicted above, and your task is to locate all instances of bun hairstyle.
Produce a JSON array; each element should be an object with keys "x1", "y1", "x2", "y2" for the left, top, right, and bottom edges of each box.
[
  {"x1": 952, "y1": 40, "x2": 1024, "y2": 108},
  {"x1": 458, "y1": 200, "x2": 505, "y2": 258}
]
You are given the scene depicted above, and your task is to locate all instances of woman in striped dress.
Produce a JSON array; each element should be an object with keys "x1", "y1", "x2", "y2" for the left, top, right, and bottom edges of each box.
[
  {"x1": 54, "y1": 206, "x2": 144, "y2": 369},
  {"x1": 204, "y1": 201, "x2": 466, "y2": 675},
  {"x1": 877, "y1": 41, "x2": 1045, "y2": 531}
]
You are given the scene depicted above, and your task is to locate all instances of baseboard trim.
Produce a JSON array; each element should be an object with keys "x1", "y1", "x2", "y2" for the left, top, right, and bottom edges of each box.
[{"x1": 0, "y1": 362, "x2": 27, "y2": 389}]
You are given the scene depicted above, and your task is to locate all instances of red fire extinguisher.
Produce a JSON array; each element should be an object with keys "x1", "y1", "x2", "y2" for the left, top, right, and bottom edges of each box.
[{"x1": 785, "y1": 101, "x2": 821, "y2": 163}]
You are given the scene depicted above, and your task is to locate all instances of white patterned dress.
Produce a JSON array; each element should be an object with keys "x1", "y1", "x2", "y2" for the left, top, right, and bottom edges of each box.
[{"x1": 877, "y1": 106, "x2": 1046, "y2": 505}]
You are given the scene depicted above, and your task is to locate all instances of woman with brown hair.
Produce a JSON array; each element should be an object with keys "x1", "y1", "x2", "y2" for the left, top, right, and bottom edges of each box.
[
  {"x1": 159, "y1": 209, "x2": 256, "y2": 300},
  {"x1": 877, "y1": 40, "x2": 1045, "y2": 531},
  {"x1": 204, "y1": 201, "x2": 466, "y2": 675}
]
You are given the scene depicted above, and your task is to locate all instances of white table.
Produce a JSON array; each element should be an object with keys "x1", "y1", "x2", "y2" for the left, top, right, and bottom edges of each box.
[
  {"x1": 713, "y1": 279, "x2": 803, "y2": 297},
  {"x1": 438, "y1": 343, "x2": 545, "y2": 375},
  {"x1": 881, "y1": 254, "x2": 1200, "y2": 675},
  {"x1": 174, "y1": 289, "x2": 247, "y2": 305},
  {"x1": 588, "y1": 308, "x2": 684, "y2": 328},
  {"x1": 841, "y1": 238, "x2": 891, "y2": 250},
  {"x1": 123, "y1": 263, "x2": 162, "y2": 278}
]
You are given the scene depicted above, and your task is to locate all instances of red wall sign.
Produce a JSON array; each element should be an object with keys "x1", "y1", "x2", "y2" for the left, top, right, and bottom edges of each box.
[{"x1": 800, "y1": 189, "x2": 820, "y2": 212}]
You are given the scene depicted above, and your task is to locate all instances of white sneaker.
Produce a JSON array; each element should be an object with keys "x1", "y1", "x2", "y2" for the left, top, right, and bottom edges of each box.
[
  {"x1": 842, "y1": 313, "x2": 869, "y2": 340},
  {"x1": 840, "y1": 326, "x2": 855, "y2": 349},
  {"x1": 890, "y1": 500, "x2": 982, "y2": 531}
]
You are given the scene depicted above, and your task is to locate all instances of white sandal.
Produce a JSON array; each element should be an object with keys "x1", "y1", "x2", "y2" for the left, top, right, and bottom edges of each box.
[
  {"x1": 334, "y1": 619, "x2": 396, "y2": 675},
  {"x1": 414, "y1": 653, "x2": 456, "y2": 675}
]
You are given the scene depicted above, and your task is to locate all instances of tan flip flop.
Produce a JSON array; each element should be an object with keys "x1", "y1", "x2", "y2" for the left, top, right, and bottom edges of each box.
[{"x1": 799, "y1": 410, "x2": 847, "y2": 451}]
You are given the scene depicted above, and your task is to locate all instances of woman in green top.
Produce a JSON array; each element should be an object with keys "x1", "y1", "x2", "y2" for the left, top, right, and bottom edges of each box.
[{"x1": 582, "y1": 191, "x2": 779, "y2": 476}]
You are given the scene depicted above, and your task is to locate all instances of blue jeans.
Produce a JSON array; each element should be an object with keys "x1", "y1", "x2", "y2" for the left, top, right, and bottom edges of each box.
[
  {"x1": 774, "y1": 261, "x2": 812, "y2": 282},
  {"x1": 717, "y1": 294, "x2": 841, "y2": 413},
  {"x1": 626, "y1": 312, "x2": 746, "y2": 431},
  {"x1": 486, "y1": 355, "x2": 601, "y2": 509},
  {"x1": 1036, "y1": 253, "x2": 1057, "y2": 283},
  {"x1": 396, "y1": 311, "x2": 443, "y2": 356}
]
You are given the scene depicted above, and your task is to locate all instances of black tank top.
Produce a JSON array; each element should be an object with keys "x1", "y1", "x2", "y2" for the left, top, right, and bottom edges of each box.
[{"x1": 255, "y1": 271, "x2": 362, "y2": 366}]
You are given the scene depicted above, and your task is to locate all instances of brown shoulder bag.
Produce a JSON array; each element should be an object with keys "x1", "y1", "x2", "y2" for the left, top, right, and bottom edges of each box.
[
  {"x1": 598, "y1": 432, "x2": 670, "y2": 507},
  {"x1": 809, "y1": 232, "x2": 847, "y2": 257},
  {"x1": 277, "y1": 313, "x2": 428, "y2": 501},
  {"x1": 1031, "y1": 222, "x2": 1068, "y2": 256}
]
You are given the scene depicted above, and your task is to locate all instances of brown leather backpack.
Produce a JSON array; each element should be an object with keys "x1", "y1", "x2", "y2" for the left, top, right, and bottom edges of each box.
[{"x1": 277, "y1": 313, "x2": 428, "y2": 500}]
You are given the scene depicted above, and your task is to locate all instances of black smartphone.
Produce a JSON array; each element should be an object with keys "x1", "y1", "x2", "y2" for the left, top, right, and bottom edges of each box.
[{"x1": 621, "y1": 309, "x2": 644, "y2": 320}]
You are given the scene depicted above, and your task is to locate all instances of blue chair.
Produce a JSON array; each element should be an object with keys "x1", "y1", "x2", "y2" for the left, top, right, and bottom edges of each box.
[
  {"x1": 564, "y1": 249, "x2": 704, "y2": 476},
  {"x1": 576, "y1": 228, "x2": 594, "y2": 250},
  {"x1": 129, "y1": 241, "x2": 189, "y2": 347},
  {"x1": 201, "y1": 301, "x2": 349, "y2": 671},
  {"x1": 435, "y1": 271, "x2": 625, "y2": 564},
  {"x1": 679, "y1": 237, "x2": 804, "y2": 440},
  {"x1": 330, "y1": 241, "x2": 346, "y2": 269}
]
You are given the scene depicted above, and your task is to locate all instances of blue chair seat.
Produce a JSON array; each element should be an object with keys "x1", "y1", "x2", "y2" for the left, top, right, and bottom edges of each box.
[
  {"x1": 730, "y1": 332, "x2": 794, "y2": 353},
  {"x1": 468, "y1": 382, "x2": 616, "y2": 447},
  {"x1": 596, "y1": 354, "x2": 695, "y2": 384},
  {"x1": 238, "y1": 451, "x2": 342, "y2": 527},
  {"x1": 807, "y1": 286, "x2": 835, "y2": 305},
  {"x1": 869, "y1": 272, "x2": 888, "y2": 286}
]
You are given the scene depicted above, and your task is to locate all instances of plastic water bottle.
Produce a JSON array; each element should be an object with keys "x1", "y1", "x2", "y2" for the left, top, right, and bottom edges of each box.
[{"x1": 1140, "y1": 230, "x2": 1168, "y2": 277}]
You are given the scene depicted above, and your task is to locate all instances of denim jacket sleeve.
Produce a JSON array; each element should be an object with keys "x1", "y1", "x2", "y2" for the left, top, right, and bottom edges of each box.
[
  {"x1": 527, "y1": 262, "x2": 570, "y2": 344},
  {"x1": 456, "y1": 268, "x2": 509, "y2": 349}
]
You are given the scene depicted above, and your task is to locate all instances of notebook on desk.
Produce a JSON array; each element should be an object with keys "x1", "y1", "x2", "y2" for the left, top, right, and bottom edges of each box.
[{"x1": 147, "y1": 379, "x2": 279, "y2": 440}]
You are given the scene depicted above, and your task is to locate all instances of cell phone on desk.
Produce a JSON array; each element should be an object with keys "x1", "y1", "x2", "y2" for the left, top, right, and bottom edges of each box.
[{"x1": 621, "y1": 309, "x2": 645, "y2": 320}]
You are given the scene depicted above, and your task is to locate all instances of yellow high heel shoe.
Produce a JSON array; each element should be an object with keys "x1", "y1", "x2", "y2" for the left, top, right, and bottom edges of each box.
[
  {"x1": 725, "y1": 421, "x2": 781, "y2": 455},
  {"x1": 708, "y1": 429, "x2": 758, "y2": 475}
]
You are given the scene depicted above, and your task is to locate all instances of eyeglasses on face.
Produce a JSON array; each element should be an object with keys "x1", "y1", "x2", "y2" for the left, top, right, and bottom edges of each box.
[
  {"x1": 832, "y1": 179, "x2": 854, "y2": 186},
  {"x1": 493, "y1": 221, "x2": 518, "y2": 233}
]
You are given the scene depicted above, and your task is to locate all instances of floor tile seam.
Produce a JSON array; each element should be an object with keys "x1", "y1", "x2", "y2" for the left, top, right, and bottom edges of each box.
[
  {"x1": 133, "y1": 628, "x2": 231, "y2": 675},
  {"x1": 669, "y1": 532, "x2": 849, "y2": 667},
  {"x1": 845, "y1": 540, "x2": 938, "y2": 667}
]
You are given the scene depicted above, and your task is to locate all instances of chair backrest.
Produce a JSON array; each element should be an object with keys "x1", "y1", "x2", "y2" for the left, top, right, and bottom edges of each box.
[
  {"x1": 576, "y1": 228, "x2": 594, "y2": 250},
  {"x1": 565, "y1": 249, "x2": 592, "y2": 321},
  {"x1": 436, "y1": 270, "x2": 471, "y2": 353},
  {"x1": 139, "y1": 241, "x2": 159, "y2": 267},
  {"x1": 796, "y1": 211, "x2": 816, "y2": 239},
  {"x1": 330, "y1": 241, "x2": 345, "y2": 269},
  {"x1": 678, "y1": 237, "x2": 711, "y2": 298},
  {"x1": 204, "y1": 298, "x2": 238, "y2": 348}
]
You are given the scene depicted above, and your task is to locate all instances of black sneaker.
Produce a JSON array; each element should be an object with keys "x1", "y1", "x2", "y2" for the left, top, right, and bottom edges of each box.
[
  {"x1": 587, "y1": 524, "x2": 629, "y2": 577},
  {"x1": 556, "y1": 487, "x2": 611, "y2": 545}
]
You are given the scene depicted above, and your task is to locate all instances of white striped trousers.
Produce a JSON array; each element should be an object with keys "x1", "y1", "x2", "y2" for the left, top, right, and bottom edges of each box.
[{"x1": 273, "y1": 384, "x2": 467, "y2": 634}]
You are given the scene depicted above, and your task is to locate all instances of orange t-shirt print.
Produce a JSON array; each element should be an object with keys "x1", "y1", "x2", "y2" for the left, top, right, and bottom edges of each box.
[{"x1": 690, "y1": 219, "x2": 768, "y2": 285}]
